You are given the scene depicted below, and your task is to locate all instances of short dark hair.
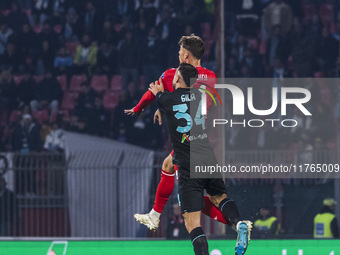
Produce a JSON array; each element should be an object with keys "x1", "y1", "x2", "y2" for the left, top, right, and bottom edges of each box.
[
  {"x1": 178, "y1": 34, "x2": 205, "y2": 60},
  {"x1": 178, "y1": 63, "x2": 198, "y2": 87}
]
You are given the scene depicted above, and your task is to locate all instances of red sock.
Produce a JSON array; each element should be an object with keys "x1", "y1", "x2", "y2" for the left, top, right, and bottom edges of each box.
[
  {"x1": 153, "y1": 170, "x2": 175, "y2": 213},
  {"x1": 202, "y1": 196, "x2": 232, "y2": 226}
]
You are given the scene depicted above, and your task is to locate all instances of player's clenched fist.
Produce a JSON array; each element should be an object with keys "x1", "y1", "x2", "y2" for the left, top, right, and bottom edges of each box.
[{"x1": 149, "y1": 78, "x2": 164, "y2": 96}]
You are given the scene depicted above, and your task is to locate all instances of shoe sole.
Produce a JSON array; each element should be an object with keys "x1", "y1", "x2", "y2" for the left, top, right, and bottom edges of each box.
[
  {"x1": 235, "y1": 223, "x2": 248, "y2": 255},
  {"x1": 134, "y1": 214, "x2": 158, "y2": 231}
]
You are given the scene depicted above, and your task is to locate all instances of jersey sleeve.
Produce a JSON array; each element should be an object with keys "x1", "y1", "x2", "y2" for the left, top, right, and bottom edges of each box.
[
  {"x1": 156, "y1": 91, "x2": 170, "y2": 113},
  {"x1": 133, "y1": 69, "x2": 175, "y2": 113},
  {"x1": 133, "y1": 90, "x2": 156, "y2": 113}
]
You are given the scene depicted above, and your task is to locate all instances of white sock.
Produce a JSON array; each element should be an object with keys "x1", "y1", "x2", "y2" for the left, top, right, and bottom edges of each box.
[{"x1": 150, "y1": 208, "x2": 161, "y2": 220}]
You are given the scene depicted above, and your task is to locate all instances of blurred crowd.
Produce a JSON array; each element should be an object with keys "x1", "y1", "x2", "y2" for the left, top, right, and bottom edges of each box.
[{"x1": 0, "y1": 0, "x2": 338, "y2": 153}]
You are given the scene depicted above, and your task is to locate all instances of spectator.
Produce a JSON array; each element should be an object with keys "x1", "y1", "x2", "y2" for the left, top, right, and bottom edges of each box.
[
  {"x1": 0, "y1": 17, "x2": 13, "y2": 56},
  {"x1": 126, "y1": 81, "x2": 142, "y2": 106},
  {"x1": 113, "y1": 91, "x2": 133, "y2": 140},
  {"x1": 253, "y1": 206, "x2": 279, "y2": 239},
  {"x1": 96, "y1": 42, "x2": 117, "y2": 76},
  {"x1": 0, "y1": 68, "x2": 17, "y2": 111},
  {"x1": 39, "y1": 21, "x2": 60, "y2": 51},
  {"x1": 39, "y1": 40, "x2": 55, "y2": 72},
  {"x1": 73, "y1": 34, "x2": 98, "y2": 76},
  {"x1": 17, "y1": 70, "x2": 37, "y2": 108},
  {"x1": 141, "y1": 27, "x2": 162, "y2": 85},
  {"x1": 264, "y1": 0, "x2": 293, "y2": 36},
  {"x1": 54, "y1": 45, "x2": 73, "y2": 75},
  {"x1": 75, "y1": 82, "x2": 96, "y2": 120},
  {"x1": 177, "y1": 0, "x2": 200, "y2": 33},
  {"x1": 12, "y1": 114, "x2": 42, "y2": 153},
  {"x1": 31, "y1": 69, "x2": 62, "y2": 113},
  {"x1": 314, "y1": 198, "x2": 339, "y2": 239},
  {"x1": 12, "y1": 114, "x2": 41, "y2": 195},
  {"x1": 44, "y1": 122, "x2": 65, "y2": 152},
  {"x1": 135, "y1": 0, "x2": 157, "y2": 28},
  {"x1": 7, "y1": 2, "x2": 29, "y2": 33},
  {"x1": 156, "y1": 6, "x2": 179, "y2": 46},
  {"x1": 315, "y1": 26, "x2": 339, "y2": 76},
  {"x1": 0, "y1": 176, "x2": 17, "y2": 236},
  {"x1": 18, "y1": 23, "x2": 38, "y2": 56},
  {"x1": 32, "y1": 0, "x2": 53, "y2": 25},
  {"x1": 166, "y1": 203, "x2": 188, "y2": 240},
  {"x1": 2, "y1": 42, "x2": 23, "y2": 73},
  {"x1": 82, "y1": 1, "x2": 103, "y2": 40},
  {"x1": 99, "y1": 20, "x2": 119, "y2": 46},
  {"x1": 266, "y1": 25, "x2": 288, "y2": 67},
  {"x1": 226, "y1": 55, "x2": 240, "y2": 77},
  {"x1": 231, "y1": 34, "x2": 247, "y2": 64},
  {"x1": 62, "y1": 7, "x2": 81, "y2": 42},
  {"x1": 114, "y1": 0, "x2": 134, "y2": 23},
  {"x1": 241, "y1": 48, "x2": 264, "y2": 77},
  {"x1": 43, "y1": 121, "x2": 66, "y2": 195},
  {"x1": 87, "y1": 96, "x2": 110, "y2": 136},
  {"x1": 118, "y1": 30, "x2": 139, "y2": 90}
]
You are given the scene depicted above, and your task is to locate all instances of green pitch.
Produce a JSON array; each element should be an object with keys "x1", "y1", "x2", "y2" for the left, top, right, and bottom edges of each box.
[{"x1": 0, "y1": 240, "x2": 339, "y2": 255}]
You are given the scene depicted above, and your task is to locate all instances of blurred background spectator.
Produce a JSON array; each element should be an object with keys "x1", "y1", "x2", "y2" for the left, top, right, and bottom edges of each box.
[
  {"x1": 0, "y1": 0, "x2": 337, "y2": 153},
  {"x1": 166, "y1": 203, "x2": 188, "y2": 240}
]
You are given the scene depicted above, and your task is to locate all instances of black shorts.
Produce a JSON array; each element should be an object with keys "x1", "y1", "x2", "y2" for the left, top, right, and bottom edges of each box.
[{"x1": 177, "y1": 165, "x2": 227, "y2": 214}]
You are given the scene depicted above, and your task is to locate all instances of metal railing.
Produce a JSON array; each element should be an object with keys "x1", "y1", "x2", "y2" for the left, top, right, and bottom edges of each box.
[{"x1": 0, "y1": 149, "x2": 337, "y2": 238}]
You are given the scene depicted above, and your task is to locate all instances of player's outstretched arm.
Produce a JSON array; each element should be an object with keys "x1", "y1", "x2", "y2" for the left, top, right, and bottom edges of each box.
[{"x1": 124, "y1": 108, "x2": 136, "y2": 115}]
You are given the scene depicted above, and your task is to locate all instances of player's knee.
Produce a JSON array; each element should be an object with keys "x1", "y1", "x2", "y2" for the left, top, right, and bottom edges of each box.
[
  {"x1": 209, "y1": 194, "x2": 227, "y2": 207},
  {"x1": 162, "y1": 156, "x2": 174, "y2": 173}
]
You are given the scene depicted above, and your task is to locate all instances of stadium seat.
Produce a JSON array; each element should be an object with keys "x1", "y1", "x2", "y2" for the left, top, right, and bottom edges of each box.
[
  {"x1": 34, "y1": 75, "x2": 44, "y2": 84},
  {"x1": 9, "y1": 110, "x2": 21, "y2": 122},
  {"x1": 1, "y1": 10, "x2": 10, "y2": 16},
  {"x1": 32, "y1": 110, "x2": 49, "y2": 124},
  {"x1": 13, "y1": 75, "x2": 24, "y2": 85},
  {"x1": 56, "y1": 75, "x2": 68, "y2": 91},
  {"x1": 70, "y1": 74, "x2": 87, "y2": 92},
  {"x1": 61, "y1": 92, "x2": 78, "y2": 110},
  {"x1": 110, "y1": 75, "x2": 122, "y2": 90},
  {"x1": 33, "y1": 24, "x2": 43, "y2": 33},
  {"x1": 90, "y1": 75, "x2": 109, "y2": 93},
  {"x1": 53, "y1": 24, "x2": 62, "y2": 34},
  {"x1": 320, "y1": 4, "x2": 334, "y2": 26},
  {"x1": 66, "y1": 42, "x2": 80, "y2": 57},
  {"x1": 103, "y1": 90, "x2": 119, "y2": 110}
]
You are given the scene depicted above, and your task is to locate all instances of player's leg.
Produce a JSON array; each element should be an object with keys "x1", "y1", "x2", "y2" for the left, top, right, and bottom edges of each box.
[
  {"x1": 183, "y1": 211, "x2": 209, "y2": 255},
  {"x1": 134, "y1": 152, "x2": 175, "y2": 230},
  {"x1": 202, "y1": 195, "x2": 233, "y2": 227},
  {"x1": 179, "y1": 172, "x2": 209, "y2": 255},
  {"x1": 206, "y1": 179, "x2": 251, "y2": 255}
]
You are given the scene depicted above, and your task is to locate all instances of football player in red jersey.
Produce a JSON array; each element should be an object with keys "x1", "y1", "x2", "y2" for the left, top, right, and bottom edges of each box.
[{"x1": 125, "y1": 35, "x2": 251, "y2": 236}]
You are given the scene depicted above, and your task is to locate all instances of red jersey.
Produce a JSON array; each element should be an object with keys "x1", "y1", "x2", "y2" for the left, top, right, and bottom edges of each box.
[{"x1": 133, "y1": 67, "x2": 217, "y2": 113}]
